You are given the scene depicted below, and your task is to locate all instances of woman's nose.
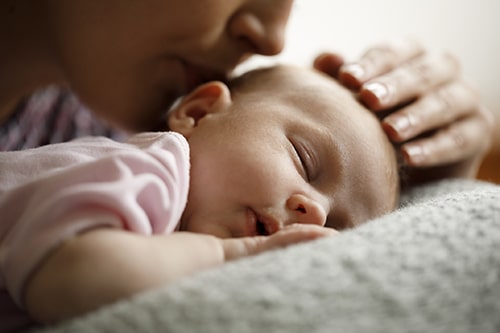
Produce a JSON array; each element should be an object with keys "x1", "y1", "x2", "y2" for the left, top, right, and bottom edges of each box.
[
  {"x1": 228, "y1": 1, "x2": 293, "y2": 56},
  {"x1": 285, "y1": 194, "x2": 327, "y2": 227}
]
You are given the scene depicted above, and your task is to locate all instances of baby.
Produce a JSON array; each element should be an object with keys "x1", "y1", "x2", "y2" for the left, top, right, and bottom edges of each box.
[
  {"x1": 175, "y1": 65, "x2": 399, "y2": 233},
  {"x1": 0, "y1": 65, "x2": 398, "y2": 331}
]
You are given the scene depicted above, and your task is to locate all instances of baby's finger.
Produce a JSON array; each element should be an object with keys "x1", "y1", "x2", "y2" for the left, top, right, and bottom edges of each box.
[
  {"x1": 339, "y1": 37, "x2": 424, "y2": 89},
  {"x1": 259, "y1": 225, "x2": 337, "y2": 253},
  {"x1": 382, "y1": 80, "x2": 479, "y2": 142},
  {"x1": 361, "y1": 52, "x2": 460, "y2": 111},
  {"x1": 400, "y1": 113, "x2": 493, "y2": 167},
  {"x1": 225, "y1": 225, "x2": 337, "y2": 259},
  {"x1": 265, "y1": 224, "x2": 337, "y2": 248}
]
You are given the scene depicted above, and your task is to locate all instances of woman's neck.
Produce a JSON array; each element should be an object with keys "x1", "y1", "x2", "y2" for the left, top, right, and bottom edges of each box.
[{"x1": 0, "y1": 1, "x2": 64, "y2": 121}]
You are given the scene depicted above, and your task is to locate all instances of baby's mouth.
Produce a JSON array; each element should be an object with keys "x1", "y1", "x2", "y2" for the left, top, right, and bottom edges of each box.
[
  {"x1": 246, "y1": 208, "x2": 265, "y2": 236},
  {"x1": 256, "y1": 220, "x2": 269, "y2": 236},
  {"x1": 247, "y1": 208, "x2": 281, "y2": 236}
]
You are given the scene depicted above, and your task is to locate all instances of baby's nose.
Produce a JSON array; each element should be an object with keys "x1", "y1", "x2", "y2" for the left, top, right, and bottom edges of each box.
[{"x1": 285, "y1": 194, "x2": 327, "y2": 227}]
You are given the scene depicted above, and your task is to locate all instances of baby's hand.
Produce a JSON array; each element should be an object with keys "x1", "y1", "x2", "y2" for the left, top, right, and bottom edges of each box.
[{"x1": 221, "y1": 224, "x2": 337, "y2": 261}]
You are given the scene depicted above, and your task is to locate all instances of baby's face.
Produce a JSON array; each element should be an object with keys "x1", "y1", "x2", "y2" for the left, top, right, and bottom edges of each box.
[
  {"x1": 177, "y1": 66, "x2": 398, "y2": 238},
  {"x1": 47, "y1": 0, "x2": 292, "y2": 132}
]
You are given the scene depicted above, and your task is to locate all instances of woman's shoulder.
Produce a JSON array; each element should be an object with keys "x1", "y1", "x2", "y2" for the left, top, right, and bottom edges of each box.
[{"x1": 0, "y1": 86, "x2": 126, "y2": 151}]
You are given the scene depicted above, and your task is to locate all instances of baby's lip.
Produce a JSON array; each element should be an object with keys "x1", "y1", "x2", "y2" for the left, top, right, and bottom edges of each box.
[
  {"x1": 245, "y1": 208, "x2": 259, "y2": 237},
  {"x1": 245, "y1": 208, "x2": 282, "y2": 236}
]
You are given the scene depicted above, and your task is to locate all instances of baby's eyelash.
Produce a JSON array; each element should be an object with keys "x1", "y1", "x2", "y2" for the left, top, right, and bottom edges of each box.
[{"x1": 292, "y1": 141, "x2": 309, "y2": 181}]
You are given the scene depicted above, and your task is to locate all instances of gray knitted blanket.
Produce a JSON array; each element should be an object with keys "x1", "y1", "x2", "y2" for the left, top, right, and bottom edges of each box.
[{"x1": 30, "y1": 179, "x2": 500, "y2": 333}]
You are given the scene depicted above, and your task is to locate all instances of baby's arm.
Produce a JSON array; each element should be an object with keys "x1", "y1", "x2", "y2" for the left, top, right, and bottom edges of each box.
[{"x1": 24, "y1": 224, "x2": 335, "y2": 324}]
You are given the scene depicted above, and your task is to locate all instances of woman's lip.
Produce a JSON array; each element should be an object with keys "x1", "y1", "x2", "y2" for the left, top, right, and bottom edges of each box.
[
  {"x1": 182, "y1": 62, "x2": 227, "y2": 92},
  {"x1": 182, "y1": 62, "x2": 203, "y2": 92}
]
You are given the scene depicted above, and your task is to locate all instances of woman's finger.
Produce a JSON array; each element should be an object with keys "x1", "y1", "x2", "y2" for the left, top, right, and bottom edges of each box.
[
  {"x1": 400, "y1": 110, "x2": 494, "y2": 167},
  {"x1": 313, "y1": 52, "x2": 345, "y2": 78},
  {"x1": 360, "y1": 52, "x2": 461, "y2": 110},
  {"x1": 339, "y1": 37, "x2": 424, "y2": 89},
  {"x1": 382, "y1": 80, "x2": 479, "y2": 142}
]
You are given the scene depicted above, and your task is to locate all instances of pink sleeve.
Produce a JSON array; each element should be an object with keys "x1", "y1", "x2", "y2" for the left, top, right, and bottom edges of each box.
[{"x1": 0, "y1": 132, "x2": 190, "y2": 307}]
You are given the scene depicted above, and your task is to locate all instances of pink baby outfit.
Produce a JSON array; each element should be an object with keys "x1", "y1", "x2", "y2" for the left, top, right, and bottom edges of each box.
[{"x1": 0, "y1": 132, "x2": 190, "y2": 333}]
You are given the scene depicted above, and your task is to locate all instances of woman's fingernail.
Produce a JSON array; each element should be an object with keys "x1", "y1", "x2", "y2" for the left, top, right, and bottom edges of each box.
[
  {"x1": 364, "y1": 82, "x2": 392, "y2": 105},
  {"x1": 340, "y1": 64, "x2": 365, "y2": 80},
  {"x1": 404, "y1": 145, "x2": 426, "y2": 166},
  {"x1": 386, "y1": 115, "x2": 411, "y2": 136}
]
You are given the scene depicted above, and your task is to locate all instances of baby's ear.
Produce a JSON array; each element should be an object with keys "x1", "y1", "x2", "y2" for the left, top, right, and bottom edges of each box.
[{"x1": 168, "y1": 81, "x2": 232, "y2": 138}]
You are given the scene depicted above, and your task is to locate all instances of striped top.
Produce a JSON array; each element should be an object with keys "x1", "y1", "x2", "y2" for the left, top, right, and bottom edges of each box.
[{"x1": 0, "y1": 86, "x2": 127, "y2": 151}]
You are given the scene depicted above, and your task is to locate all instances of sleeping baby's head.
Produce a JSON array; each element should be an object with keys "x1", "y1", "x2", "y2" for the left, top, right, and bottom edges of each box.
[{"x1": 167, "y1": 65, "x2": 399, "y2": 237}]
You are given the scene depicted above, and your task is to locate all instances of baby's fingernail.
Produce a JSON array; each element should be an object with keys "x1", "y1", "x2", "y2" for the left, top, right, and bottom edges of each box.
[
  {"x1": 340, "y1": 64, "x2": 365, "y2": 80},
  {"x1": 363, "y1": 82, "x2": 392, "y2": 105}
]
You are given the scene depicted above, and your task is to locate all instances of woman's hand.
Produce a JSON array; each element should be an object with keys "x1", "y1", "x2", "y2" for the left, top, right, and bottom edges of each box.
[{"x1": 314, "y1": 38, "x2": 495, "y2": 184}]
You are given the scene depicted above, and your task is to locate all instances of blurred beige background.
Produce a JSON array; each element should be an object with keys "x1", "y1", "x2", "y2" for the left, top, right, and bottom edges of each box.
[{"x1": 243, "y1": 0, "x2": 500, "y2": 182}]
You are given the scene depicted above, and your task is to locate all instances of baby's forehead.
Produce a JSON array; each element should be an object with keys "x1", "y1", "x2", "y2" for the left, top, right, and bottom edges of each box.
[
  {"x1": 284, "y1": 74, "x2": 360, "y2": 114},
  {"x1": 237, "y1": 66, "x2": 351, "y2": 107},
  {"x1": 231, "y1": 65, "x2": 340, "y2": 90},
  {"x1": 279, "y1": 69, "x2": 356, "y2": 111},
  {"x1": 272, "y1": 66, "x2": 344, "y2": 91},
  {"x1": 233, "y1": 66, "x2": 369, "y2": 132}
]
